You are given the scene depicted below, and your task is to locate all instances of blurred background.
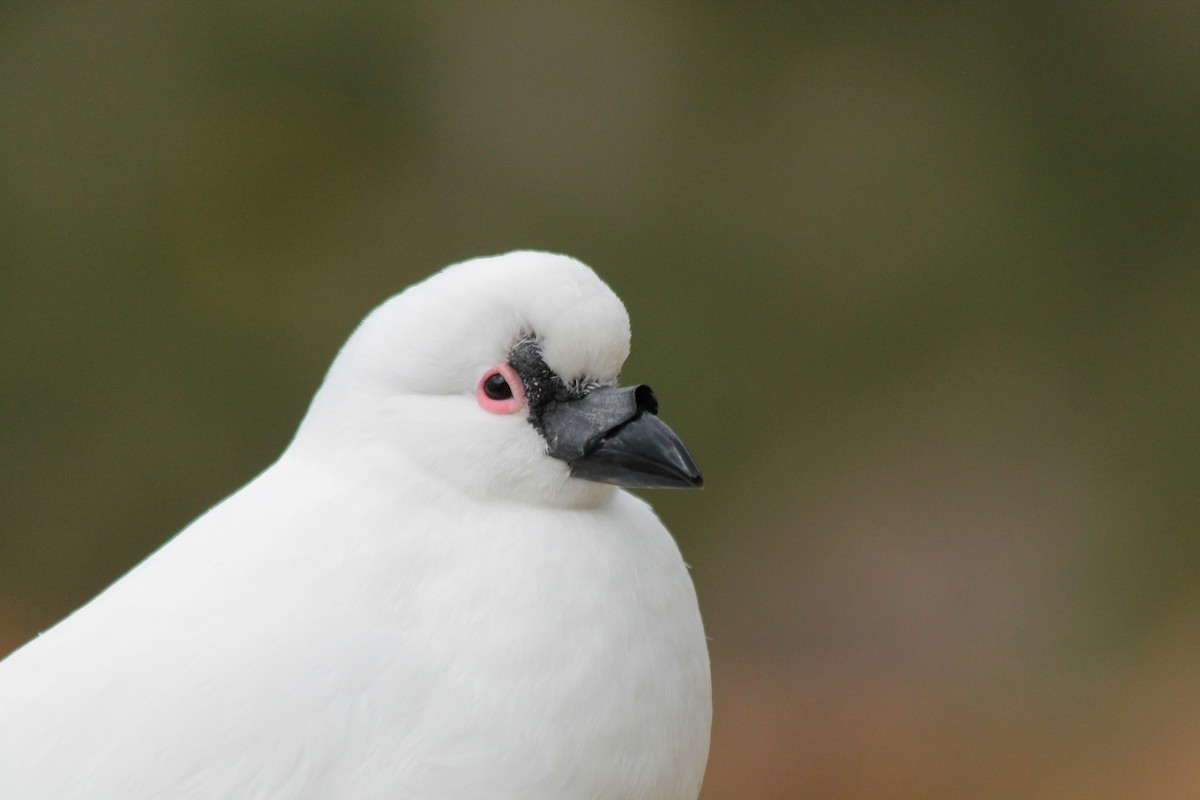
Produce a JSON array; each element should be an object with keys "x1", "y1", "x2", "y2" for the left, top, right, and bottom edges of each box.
[{"x1": 2, "y1": 2, "x2": 1199, "y2": 797}]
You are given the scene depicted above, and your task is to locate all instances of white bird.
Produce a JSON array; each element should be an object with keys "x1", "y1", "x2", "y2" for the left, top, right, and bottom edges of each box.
[{"x1": 0, "y1": 251, "x2": 710, "y2": 799}]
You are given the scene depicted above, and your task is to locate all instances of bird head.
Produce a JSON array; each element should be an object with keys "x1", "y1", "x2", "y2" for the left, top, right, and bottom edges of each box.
[{"x1": 296, "y1": 251, "x2": 701, "y2": 507}]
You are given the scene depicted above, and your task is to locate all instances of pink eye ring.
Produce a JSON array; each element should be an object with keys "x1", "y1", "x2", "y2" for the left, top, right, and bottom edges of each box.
[{"x1": 476, "y1": 363, "x2": 526, "y2": 414}]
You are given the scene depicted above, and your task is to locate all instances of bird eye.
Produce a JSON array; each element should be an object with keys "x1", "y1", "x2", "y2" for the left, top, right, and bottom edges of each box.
[
  {"x1": 476, "y1": 363, "x2": 526, "y2": 414},
  {"x1": 483, "y1": 372, "x2": 512, "y2": 400}
]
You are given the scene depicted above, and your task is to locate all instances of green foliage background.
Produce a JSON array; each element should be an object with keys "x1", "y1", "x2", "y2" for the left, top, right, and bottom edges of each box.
[{"x1": 2, "y1": 3, "x2": 1199, "y2": 797}]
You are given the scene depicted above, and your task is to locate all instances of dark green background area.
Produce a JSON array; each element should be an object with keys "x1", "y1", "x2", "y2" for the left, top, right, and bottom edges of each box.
[{"x1": 3, "y1": 3, "x2": 1198, "y2": 797}]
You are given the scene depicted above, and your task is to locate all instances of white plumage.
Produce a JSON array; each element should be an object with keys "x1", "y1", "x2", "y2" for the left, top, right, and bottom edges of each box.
[{"x1": 0, "y1": 252, "x2": 711, "y2": 799}]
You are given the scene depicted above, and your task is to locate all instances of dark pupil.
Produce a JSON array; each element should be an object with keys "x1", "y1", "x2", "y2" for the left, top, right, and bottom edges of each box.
[{"x1": 484, "y1": 372, "x2": 513, "y2": 401}]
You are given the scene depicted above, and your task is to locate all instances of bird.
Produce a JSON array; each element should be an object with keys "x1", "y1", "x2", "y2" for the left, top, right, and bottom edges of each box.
[{"x1": 0, "y1": 251, "x2": 711, "y2": 799}]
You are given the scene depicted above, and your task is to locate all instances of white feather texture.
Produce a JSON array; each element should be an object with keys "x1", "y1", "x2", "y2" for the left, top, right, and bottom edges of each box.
[{"x1": 0, "y1": 251, "x2": 711, "y2": 799}]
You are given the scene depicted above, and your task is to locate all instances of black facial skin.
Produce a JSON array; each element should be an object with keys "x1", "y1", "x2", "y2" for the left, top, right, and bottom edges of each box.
[
  {"x1": 505, "y1": 336, "x2": 703, "y2": 489},
  {"x1": 508, "y1": 337, "x2": 595, "y2": 436}
]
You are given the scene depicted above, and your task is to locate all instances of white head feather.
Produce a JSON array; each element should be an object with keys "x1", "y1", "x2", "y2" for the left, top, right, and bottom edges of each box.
[{"x1": 294, "y1": 251, "x2": 633, "y2": 507}]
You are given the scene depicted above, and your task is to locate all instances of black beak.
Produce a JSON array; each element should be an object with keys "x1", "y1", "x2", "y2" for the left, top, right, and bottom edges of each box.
[{"x1": 539, "y1": 385, "x2": 703, "y2": 489}]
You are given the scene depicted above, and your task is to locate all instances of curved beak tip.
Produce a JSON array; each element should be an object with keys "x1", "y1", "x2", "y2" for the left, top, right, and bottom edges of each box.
[{"x1": 571, "y1": 413, "x2": 704, "y2": 490}]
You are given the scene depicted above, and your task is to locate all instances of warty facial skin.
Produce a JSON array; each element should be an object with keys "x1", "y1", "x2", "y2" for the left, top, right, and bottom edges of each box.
[{"x1": 0, "y1": 251, "x2": 711, "y2": 800}]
